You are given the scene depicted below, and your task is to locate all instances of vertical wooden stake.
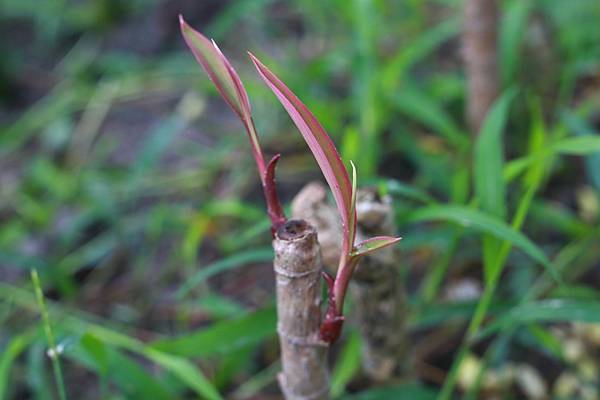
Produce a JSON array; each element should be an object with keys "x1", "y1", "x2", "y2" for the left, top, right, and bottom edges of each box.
[{"x1": 274, "y1": 219, "x2": 330, "y2": 400}]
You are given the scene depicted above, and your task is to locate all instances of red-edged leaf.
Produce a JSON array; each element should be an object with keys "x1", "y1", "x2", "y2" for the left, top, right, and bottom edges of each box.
[
  {"x1": 179, "y1": 15, "x2": 250, "y2": 120},
  {"x1": 351, "y1": 236, "x2": 402, "y2": 257},
  {"x1": 180, "y1": 17, "x2": 285, "y2": 231},
  {"x1": 348, "y1": 161, "x2": 358, "y2": 253},
  {"x1": 211, "y1": 39, "x2": 252, "y2": 119},
  {"x1": 179, "y1": 15, "x2": 265, "y2": 179},
  {"x1": 249, "y1": 52, "x2": 354, "y2": 254}
]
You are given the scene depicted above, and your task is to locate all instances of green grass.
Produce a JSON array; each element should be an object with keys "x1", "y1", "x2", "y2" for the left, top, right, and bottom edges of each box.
[
  {"x1": 31, "y1": 270, "x2": 67, "y2": 400},
  {"x1": 1, "y1": 0, "x2": 600, "y2": 398}
]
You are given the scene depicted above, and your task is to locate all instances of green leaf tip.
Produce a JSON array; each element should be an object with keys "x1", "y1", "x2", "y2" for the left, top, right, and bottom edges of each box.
[{"x1": 352, "y1": 236, "x2": 402, "y2": 257}]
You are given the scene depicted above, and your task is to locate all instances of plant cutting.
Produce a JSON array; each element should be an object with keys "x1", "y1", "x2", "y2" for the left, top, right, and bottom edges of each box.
[
  {"x1": 250, "y1": 54, "x2": 402, "y2": 343},
  {"x1": 180, "y1": 18, "x2": 329, "y2": 398},
  {"x1": 180, "y1": 16, "x2": 401, "y2": 398}
]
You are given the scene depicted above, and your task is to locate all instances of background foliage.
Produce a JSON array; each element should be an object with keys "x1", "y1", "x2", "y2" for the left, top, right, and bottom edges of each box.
[{"x1": 1, "y1": 0, "x2": 600, "y2": 398}]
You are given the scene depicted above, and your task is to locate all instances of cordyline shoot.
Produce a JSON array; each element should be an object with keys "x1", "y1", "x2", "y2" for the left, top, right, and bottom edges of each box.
[
  {"x1": 249, "y1": 54, "x2": 402, "y2": 343},
  {"x1": 179, "y1": 15, "x2": 285, "y2": 234},
  {"x1": 180, "y1": 15, "x2": 401, "y2": 398}
]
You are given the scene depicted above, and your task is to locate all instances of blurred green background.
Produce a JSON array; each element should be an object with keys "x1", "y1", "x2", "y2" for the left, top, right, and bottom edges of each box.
[{"x1": 1, "y1": 0, "x2": 600, "y2": 399}]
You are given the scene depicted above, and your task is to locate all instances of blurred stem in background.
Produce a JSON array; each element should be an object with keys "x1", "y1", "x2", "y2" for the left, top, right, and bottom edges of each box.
[{"x1": 464, "y1": 0, "x2": 500, "y2": 135}]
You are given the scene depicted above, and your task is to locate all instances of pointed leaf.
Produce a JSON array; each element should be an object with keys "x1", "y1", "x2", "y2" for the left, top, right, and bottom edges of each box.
[
  {"x1": 352, "y1": 236, "x2": 402, "y2": 257},
  {"x1": 474, "y1": 88, "x2": 516, "y2": 221},
  {"x1": 179, "y1": 15, "x2": 265, "y2": 179},
  {"x1": 249, "y1": 52, "x2": 353, "y2": 254},
  {"x1": 349, "y1": 160, "x2": 358, "y2": 248},
  {"x1": 210, "y1": 39, "x2": 252, "y2": 119},
  {"x1": 474, "y1": 89, "x2": 516, "y2": 279},
  {"x1": 179, "y1": 15, "x2": 250, "y2": 120}
]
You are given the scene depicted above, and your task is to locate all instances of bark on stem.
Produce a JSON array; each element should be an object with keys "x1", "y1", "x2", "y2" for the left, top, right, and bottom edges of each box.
[
  {"x1": 351, "y1": 189, "x2": 406, "y2": 381},
  {"x1": 274, "y1": 219, "x2": 330, "y2": 400},
  {"x1": 464, "y1": 0, "x2": 500, "y2": 135},
  {"x1": 292, "y1": 184, "x2": 406, "y2": 381}
]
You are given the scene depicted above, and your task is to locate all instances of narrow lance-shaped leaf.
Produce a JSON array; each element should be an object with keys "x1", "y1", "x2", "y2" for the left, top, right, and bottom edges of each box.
[
  {"x1": 348, "y1": 161, "x2": 358, "y2": 251},
  {"x1": 179, "y1": 15, "x2": 249, "y2": 120},
  {"x1": 179, "y1": 15, "x2": 265, "y2": 180},
  {"x1": 180, "y1": 16, "x2": 285, "y2": 230},
  {"x1": 249, "y1": 52, "x2": 354, "y2": 257},
  {"x1": 251, "y1": 53, "x2": 404, "y2": 343},
  {"x1": 331, "y1": 235, "x2": 401, "y2": 317},
  {"x1": 352, "y1": 236, "x2": 403, "y2": 257}
]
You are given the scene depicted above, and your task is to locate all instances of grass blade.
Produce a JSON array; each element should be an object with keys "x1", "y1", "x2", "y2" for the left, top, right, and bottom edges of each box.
[
  {"x1": 474, "y1": 88, "x2": 516, "y2": 279},
  {"x1": 68, "y1": 335, "x2": 175, "y2": 399},
  {"x1": 474, "y1": 88, "x2": 516, "y2": 220},
  {"x1": 561, "y1": 111, "x2": 600, "y2": 190},
  {"x1": 330, "y1": 331, "x2": 361, "y2": 398},
  {"x1": 0, "y1": 332, "x2": 34, "y2": 399},
  {"x1": 151, "y1": 306, "x2": 276, "y2": 358},
  {"x1": 176, "y1": 248, "x2": 273, "y2": 299},
  {"x1": 31, "y1": 269, "x2": 68, "y2": 400},
  {"x1": 500, "y1": 0, "x2": 534, "y2": 84},
  {"x1": 505, "y1": 135, "x2": 600, "y2": 182},
  {"x1": 478, "y1": 299, "x2": 600, "y2": 339},
  {"x1": 405, "y1": 205, "x2": 561, "y2": 283},
  {"x1": 389, "y1": 85, "x2": 467, "y2": 149},
  {"x1": 74, "y1": 324, "x2": 223, "y2": 400},
  {"x1": 382, "y1": 17, "x2": 461, "y2": 87}
]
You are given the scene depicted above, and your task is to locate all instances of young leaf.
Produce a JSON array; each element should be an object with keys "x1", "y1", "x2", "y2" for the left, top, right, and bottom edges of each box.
[
  {"x1": 179, "y1": 15, "x2": 250, "y2": 121},
  {"x1": 500, "y1": 0, "x2": 534, "y2": 85},
  {"x1": 249, "y1": 52, "x2": 354, "y2": 256},
  {"x1": 179, "y1": 15, "x2": 265, "y2": 179},
  {"x1": 352, "y1": 236, "x2": 402, "y2": 257},
  {"x1": 349, "y1": 160, "x2": 358, "y2": 253},
  {"x1": 180, "y1": 17, "x2": 286, "y2": 229}
]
